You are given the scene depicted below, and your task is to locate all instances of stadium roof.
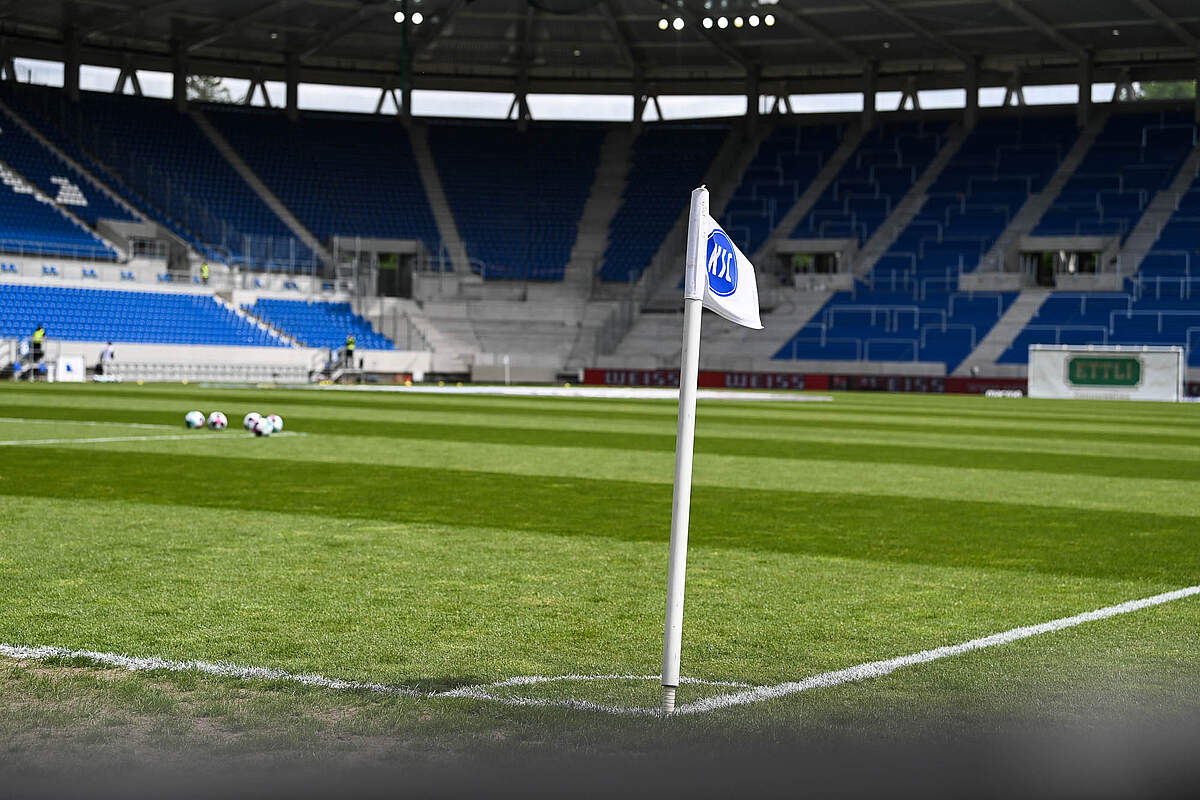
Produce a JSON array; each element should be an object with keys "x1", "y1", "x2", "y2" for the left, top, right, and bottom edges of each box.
[{"x1": 2, "y1": 0, "x2": 1200, "y2": 98}]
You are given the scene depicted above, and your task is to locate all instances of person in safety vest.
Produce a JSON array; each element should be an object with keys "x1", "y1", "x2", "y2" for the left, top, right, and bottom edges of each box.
[{"x1": 31, "y1": 323, "x2": 45, "y2": 363}]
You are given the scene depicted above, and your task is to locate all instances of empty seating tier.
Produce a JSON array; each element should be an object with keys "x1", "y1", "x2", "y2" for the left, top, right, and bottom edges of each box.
[
  {"x1": 429, "y1": 122, "x2": 604, "y2": 281},
  {"x1": 0, "y1": 284, "x2": 284, "y2": 347},
  {"x1": 207, "y1": 108, "x2": 440, "y2": 253},
  {"x1": 600, "y1": 123, "x2": 727, "y2": 283},
  {"x1": 721, "y1": 122, "x2": 845, "y2": 257},
  {"x1": 0, "y1": 165, "x2": 118, "y2": 260},
  {"x1": 792, "y1": 120, "x2": 947, "y2": 244},
  {"x1": 243, "y1": 298, "x2": 393, "y2": 350},
  {"x1": 1034, "y1": 111, "x2": 1197, "y2": 241},
  {"x1": 0, "y1": 105, "x2": 135, "y2": 226}
]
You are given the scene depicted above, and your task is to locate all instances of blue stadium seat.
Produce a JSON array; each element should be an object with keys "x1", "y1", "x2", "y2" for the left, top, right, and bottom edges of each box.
[
  {"x1": 242, "y1": 298, "x2": 393, "y2": 350},
  {"x1": 429, "y1": 121, "x2": 605, "y2": 281},
  {"x1": 207, "y1": 107, "x2": 441, "y2": 256},
  {"x1": 600, "y1": 124, "x2": 727, "y2": 283},
  {"x1": 0, "y1": 283, "x2": 287, "y2": 347}
]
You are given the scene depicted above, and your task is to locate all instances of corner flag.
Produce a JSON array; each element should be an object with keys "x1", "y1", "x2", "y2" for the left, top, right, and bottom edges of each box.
[
  {"x1": 685, "y1": 190, "x2": 763, "y2": 330},
  {"x1": 662, "y1": 186, "x2": 762, "y2": 714}
]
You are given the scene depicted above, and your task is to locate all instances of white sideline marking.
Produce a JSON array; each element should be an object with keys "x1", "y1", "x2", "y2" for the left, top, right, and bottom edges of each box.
[
  {"x1": 0, "y1": 416, "x2": 177, "y2": 430},
  {"x1": 0, "y1": 431, "x2": 305, "y2": 447},
  {"x1": 1, "y1": 585, "x2": 1196, "y2": 716}
]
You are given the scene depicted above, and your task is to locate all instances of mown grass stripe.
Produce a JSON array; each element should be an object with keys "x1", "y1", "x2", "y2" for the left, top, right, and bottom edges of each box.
[{"x1": 3, "y1": 446, "x2": 1199, "y2": 581}]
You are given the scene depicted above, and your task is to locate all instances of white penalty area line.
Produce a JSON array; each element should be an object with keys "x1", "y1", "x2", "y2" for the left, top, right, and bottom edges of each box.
[
  {"x1": 0, "y1": 431, "x2": 306, "y2": 447},
  {"x1": 1, "y1": 585, "x2": 1197, "y2": 717}
]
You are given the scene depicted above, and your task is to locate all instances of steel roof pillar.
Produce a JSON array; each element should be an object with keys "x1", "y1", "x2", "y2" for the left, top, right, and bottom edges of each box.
[
  {"x1": 63, "y1": 26, "x2": 80, "y2": 102},
  {"x1": 172, "y1": 40, "x2": 188, "y2": 112},
  {"x1": 1077, "y1": 50, "x2": 1094, "y2": 128},
  {"x1": 0, "y1": 37, "x2": 15, "y2": 83},
  {"x1": 863, "y1": 59, "x2": 878, "y2": 130},
  {"x1": 964, "y1": 56, "x2": 979, "y2": 130},
  {"x1": 285, "y1": 50, "x2": 299, "y2": 122},
  {"x1": 745, "y1": 65, "x2": 761, "y2": 135}
]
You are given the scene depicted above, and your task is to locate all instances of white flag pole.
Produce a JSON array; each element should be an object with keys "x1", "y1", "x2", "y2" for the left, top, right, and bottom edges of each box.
[{"x1": 662, "y1": 186, "x2": 709, "y2": 714}]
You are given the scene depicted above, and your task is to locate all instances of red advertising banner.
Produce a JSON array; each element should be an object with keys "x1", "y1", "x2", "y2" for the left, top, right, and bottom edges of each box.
[{"x1": 583, "y1": 368, "x2": 1029, "y2": 395}]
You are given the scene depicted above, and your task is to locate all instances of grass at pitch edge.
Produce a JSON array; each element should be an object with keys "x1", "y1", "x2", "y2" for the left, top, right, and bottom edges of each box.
[{"x1": 0, "y1": 383, "x2": 1198, "y2": 769}]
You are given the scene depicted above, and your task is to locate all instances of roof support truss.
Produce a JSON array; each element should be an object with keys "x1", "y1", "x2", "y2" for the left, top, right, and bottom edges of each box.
[
  {"x1": 184, "y1": 0, "x2": 289, "y2": 52},
  {"x1": 992, "y1": 0, "x2": 1085, "y2": 59},
  {"x1": 1128, "y1": 0, "x2": 1199, "y2": 49}
]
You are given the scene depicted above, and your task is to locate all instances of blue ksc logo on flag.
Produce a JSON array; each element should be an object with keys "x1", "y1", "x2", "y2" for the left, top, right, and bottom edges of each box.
[{"x1": 706, "y1": 229, "x2": 738, "y2": 297}]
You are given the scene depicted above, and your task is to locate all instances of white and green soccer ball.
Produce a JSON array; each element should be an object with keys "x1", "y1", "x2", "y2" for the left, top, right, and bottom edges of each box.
[
  {"x1": 185, "y1": 410, "x2": 205, "y2": 429},
  {"x1": 253, "y1": 418, "x2": 274, "y2": 437},
  {"x1": 243, "y1": 412, "x2": 262, "y2": 431},
  {"x1": 265, "y1": 414, "x2": 283, "y2": 432},
  {"x1": 207, "y1": 411, "x2": 228, "y2": 430}
]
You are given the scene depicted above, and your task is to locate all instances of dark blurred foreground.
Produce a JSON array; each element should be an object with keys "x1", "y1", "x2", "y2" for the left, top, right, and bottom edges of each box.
[{"x1": 5, "y1": 711, "x2": 1199, "y2": 800}]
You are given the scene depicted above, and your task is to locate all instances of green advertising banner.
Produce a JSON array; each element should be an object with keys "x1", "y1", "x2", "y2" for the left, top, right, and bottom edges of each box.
[{"x1": 1066, "y1": 356, "x2": 1142, "y2": 387}]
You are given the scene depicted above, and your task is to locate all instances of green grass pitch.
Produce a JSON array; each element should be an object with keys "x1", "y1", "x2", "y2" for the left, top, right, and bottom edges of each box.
[{"x1": 1, "y1": 382, "x2": 1198, "y2": 761}]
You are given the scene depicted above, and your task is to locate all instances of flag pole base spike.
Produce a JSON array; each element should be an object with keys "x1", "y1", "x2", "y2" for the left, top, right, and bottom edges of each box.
[{"x1": 662, "y1": 686, "x2": 676, "y2": 715}]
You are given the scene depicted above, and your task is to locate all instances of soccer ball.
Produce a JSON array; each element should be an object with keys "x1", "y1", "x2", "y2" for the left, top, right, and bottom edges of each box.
[
  {"x1": 253, "y1": 418, "x2": 274, "y2": 437},
  {"x1": 243, "y1": 412, "x2": 262, "y2": 431},
  {"x1": 207, "y1": 411, "x2": 228, "y2": 430},
  {"x1": 185, "y1": 410, "x2": 205, "y2": 429},
  {"x1": 265, "y1": 414, "x2": 283, "y2": 432}
]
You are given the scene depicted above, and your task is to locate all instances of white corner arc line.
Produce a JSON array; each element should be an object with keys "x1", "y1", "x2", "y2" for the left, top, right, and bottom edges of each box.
[
  {"x1": 674, "y1": 584, "x2": 1200, "y2": 715},
  {"x1": 1, "y1": 585, "x2": 1196, "y2": 716}
]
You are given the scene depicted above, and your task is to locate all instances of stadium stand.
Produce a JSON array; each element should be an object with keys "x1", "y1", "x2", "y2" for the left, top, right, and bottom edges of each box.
[
  {"x1": 0, "y1": 107, "x2": 136, "y2": 226},
  {"x1": 0, "y1": 283, "x2": 284, "y2": 346},
  {"x1": 428, "y1": 121, "x2": 604, "y2": 281},
  {"x1": 719, "y1": 122, "x2": 846, "y2": 257},
  {"x1": 791, "y1": 120, "x2": 948, "y2": 243},
  {"x1": 242, "y1": 298, "x2": 393, "y2": 350},
  {"x1": 205, "y1": 107, "x2": 440, "y2": 253},
  {"x1": 771, "y1": 118, "x2": 1078, "y2": 371},
  {"x1": 2, "y1": 86, "x2": 308, "y2": 268},
  {"x1": 0, "y1": 165, "x2": 118, "y2": 260},
  {"x1": 874, "y1": 115, "x2": 1079, "y2": 292},
  {"x1": 1034, "y1": 111, "x2": 1197, "y2": 241},
  {"x1": 599, "y1": 123, "x2": 727, "y2": 283},
  {"x1": 989, "y1": 112, "x2": 1200, "y2": 369}
]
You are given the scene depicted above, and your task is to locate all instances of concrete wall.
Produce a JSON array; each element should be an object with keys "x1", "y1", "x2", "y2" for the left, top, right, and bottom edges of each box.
[{"x1": 43, "y1": 340, "x2": 431, "y2": 378}]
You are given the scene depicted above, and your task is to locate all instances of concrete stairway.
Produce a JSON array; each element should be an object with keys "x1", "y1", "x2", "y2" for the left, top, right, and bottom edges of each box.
[
  {"x1": 408, "y1": 122, "x2": 471, "y2": 274},
  {"x1": 356, "y1": 296, "x2": 475, "y2": 372},
  {"x1": 952, "y1": 288, "x2": 1050, "y2": 377},
  {"x1": 1119, "y1": 138, "x2": 1200, "y2": 272},
  {"x1": 976, "y1": 112, "x2": 1108, "y2": 273},
  {"x1": 852, "y1": 124, "x2": 967, "y2": 276},
  {"x1": 562, "y1": 126, "x2": 634, "y2": 293},
  {"x1": 753, "y1": 122, "x2": 865, "y2": 264},
  {"x1": 190, "y1": 109, "x2": 333, "y2": 266},
  {"x1": 603, "y1": 288, "x2": 832, "y2": 369}
]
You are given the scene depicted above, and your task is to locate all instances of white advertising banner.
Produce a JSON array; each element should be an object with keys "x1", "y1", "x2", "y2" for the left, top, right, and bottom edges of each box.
[
  {"x1": 54, "y1": 355, "x2": 87, "y2": 383},
  {"x1": 1028, "y1": 345, "x2": 1184, "y2": 402}
]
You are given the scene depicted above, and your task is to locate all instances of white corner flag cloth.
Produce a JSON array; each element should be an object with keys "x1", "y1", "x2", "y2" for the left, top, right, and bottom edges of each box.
[{"x1": 683, "y1": 186, "x2": 763, "y2": 330}]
